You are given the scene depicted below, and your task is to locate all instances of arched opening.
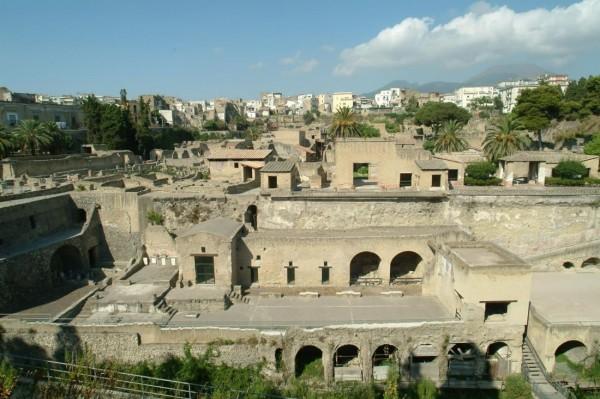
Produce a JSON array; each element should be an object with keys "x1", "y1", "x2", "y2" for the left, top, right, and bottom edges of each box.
[
  {"x1": 172, "y1": 152, "x2": 179, "y2": 159},
  {"x1": 295, "y1": 346, "x2": 323, "y2": 379},
  {"x1": 334, "y1": 345, "x2": 362, "y2": 381},
  {"x1": 582, "y1": 257, "x2": 600, "y2": 268},
  {"x1": 486, "y1": 342, "x2": 511, "y2": 380},
  {"x1": 244, "y1": 205, "x2": 258, "y2": 231},
  {"x1": 274, "y1": 348, "x2": 283, "y2": 372},
  {"x1": 181, "y1": 150, "x2": 190, "y2": 159},
  {"x1": 447, "y1": 343, "x2": 478, "y2": 379},
  {"x1": 563, "y1": 261, "x2": 574, "y2": 269},
  {"x1": 372, "y1": 344, "x2": 398, "y2": 381},
  {"x1": 554, "y1": 341, "x2": 588, "y2": 377},
  {"x1": 390, "y1": 251, "x2": 423, "y2": 284},
  {"x1": 410, "y1": 344, "x2": 439, "y2": 380},
  {"x1": 49, "y1": 245, "x2": 85, "y2": 286},
  {"x1": 350, "y1": 252, "x2": 381, "y2": 286}
]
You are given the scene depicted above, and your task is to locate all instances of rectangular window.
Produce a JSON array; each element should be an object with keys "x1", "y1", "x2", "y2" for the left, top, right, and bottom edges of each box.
[
  {"x1": 448, "y1": 169, "x2": 458, "y2": 181},
  {"x1": 250, "y1": 267, "x2": 259, "y2": 284},
  {"x1": 7, "y1": 113, "x2": 18, "y2": 127},
  {"x1": 321, "y1": 267, "x2": 330, "y2": 285},
  {"x1": 286, "y1": 267, "x2": 295, "y2": 285},
  {"x1": 399, "y1": 173, "x2": 412, "y2": 187},
  {"x1": 268, "y1": 175, "x2": 278, "y2": 188},
  {"x1": 194, "y1": 256, "x2": 215, "y2": 284},
  {"x1": 234, "y1": 162, "x2": 239, "y2": 168},
  {"x1": 432, "y1": 174, "x2": 441, "y2": 187},
  {"x1": 484, "y1": 301, "x2": 510, "y2": 321}
]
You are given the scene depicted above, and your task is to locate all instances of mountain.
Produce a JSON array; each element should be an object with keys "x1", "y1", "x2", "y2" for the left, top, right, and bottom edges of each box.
[
  {"x1": 463, "y1": 64, "x2": 549, "y2": 86},
  {"x1": 363, "y1": 64, "x2": 551, "y2": 97}
]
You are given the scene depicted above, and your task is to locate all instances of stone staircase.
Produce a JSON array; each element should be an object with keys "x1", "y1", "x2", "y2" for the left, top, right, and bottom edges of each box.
[
  {"x1": 522, "y1": 339, "x2": 568, "y2": 399},
  {"x1": 228, "y1": 290, "x2": 250, "y2": 305},
  {"x1": 156, "y1": 299, "x2": 178, "y2": 317}
]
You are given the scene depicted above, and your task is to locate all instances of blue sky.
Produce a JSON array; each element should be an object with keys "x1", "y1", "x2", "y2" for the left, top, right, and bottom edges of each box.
[{"x1": 1, "y1": 0, "x2": 598, "y2": 99}]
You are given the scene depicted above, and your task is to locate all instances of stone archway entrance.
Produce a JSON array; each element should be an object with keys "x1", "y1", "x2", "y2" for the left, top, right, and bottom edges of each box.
[
  {"x1": 390, "y1": 251, "x2": 422, "y2": 284},
  {"x1": 295, "y1": 346, "x2": 323, "y2": 379},
  {"x1": 334, "y1": 345, "x2": 362, "y2": 381},
  {"x1": 350, "y1": 252, "x2": 381, "y2": 286},
  {"x1": 50, "y1": 245, "x2": 85, "y2": 286}
]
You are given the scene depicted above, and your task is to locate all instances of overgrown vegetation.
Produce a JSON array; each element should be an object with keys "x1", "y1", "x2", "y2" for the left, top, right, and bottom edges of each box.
[
  {"x1": 499, "y1": 374, "x2": 532, "y2": 399},
  {"x1": 465, "y1": 161, "x2": 501, "y2": 186},
  {"x1": 147, "y1": 210, "x2": 164, "y2": 225},
  {"x1": 0, "y1": 359, "x2": 18, "y2": 399}
]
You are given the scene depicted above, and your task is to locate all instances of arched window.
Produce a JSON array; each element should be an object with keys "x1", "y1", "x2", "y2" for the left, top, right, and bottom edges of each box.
[
  {"x1": 390, "y1": 251, "x2": 423, "y2": 283},
  {"x1": 295, "y1": 346, "x2": 323, "y2": 379},
  {"x1": 350, "y1": 252, "x2": 381, "y2": 285}
]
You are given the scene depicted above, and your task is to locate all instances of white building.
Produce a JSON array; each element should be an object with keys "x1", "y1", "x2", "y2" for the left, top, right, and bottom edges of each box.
[
  {"x1": 244, "y1": 100, "x2": 260, "y2": 119},
  {"x1": 497, "y1": 80, "x2": 539, "y2": 113},
  {"x1": 332, "y1": 92, "x2": 353, "y2": 112},
  {"x1": 374, "y1": 88, "x2": 403, "y2": 108},
  {"x1": 539, "y1": 74, "x2": 570, "y2": 93},
  {"x1": 443, "y1": 86, "x2": 497, "y2": 110},
  {"x1": 317, "y1": 94, "x2": 332, "y2": 113},
  {"x1": 261, "y1": 92, "x2": 283, "y2": 110}
]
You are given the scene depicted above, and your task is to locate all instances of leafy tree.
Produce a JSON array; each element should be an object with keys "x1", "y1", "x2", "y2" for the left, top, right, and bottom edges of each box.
[
  {"x1": 512, "y1": 85, "x2": 562, "y2": 150},
  {"x1": 330, "y1": 106, "x2": 360, "y2": 138},
  {"x1": 42, "y1": 121, "x2": 73, "y2": 154},
  {"x1": 0, "y1": 125, "x2": 13, "y2": 158},
  {"x1": 82, "y1": 95, "x2": 104, "y2": 143},
  {"x1": 202, "y1": 119, "x2": 228, "y2": 131},
  {"x1": 233, "y1": 114, "x2": 250, "y2": 131},
  {"x1": 553, "y1": 160, "x2": 588, "y2": 179},
  {"x1": 385, "y1": 121, "x2": 400, "y2": 133},
  {"x1": 500, "y1": 374, "x2": 532, "y2": 399},
  {"x1": 584, "y1": 134, "x2": 600, "y2": 156},
  {"x1": 357, "y1": 123, "x2": 380, "y2": 137},
  {"x1": 414, "y1": 102, "x2": 471, "y2": 134},
  {"x1": 245, "y1": 126, "x2": 262, "y2": 141},
  {"x1": 494, "y1": 96, "x2": 504, "y2": 112},
  {"x1": 303, "y1": 111, "x2": 315, "y2": 125},
  {"x1": 405, "y1": 96, "x2": 419, "y2": 113},
  {"x1": 433, "y1": 120, "x2": 468, "y2": 152},
  {"x1": 99, "y1": 104, "x2": 137, "y2": 151},
  {"x1": 483, "y1": 115, "x2": 530, "y2": 161},
  {"x1": 12, "y1": 119, "x2": 52, "y2": 155},
  {"x1": 466, "y1": 161, "x2": 497, "y2": 180}
]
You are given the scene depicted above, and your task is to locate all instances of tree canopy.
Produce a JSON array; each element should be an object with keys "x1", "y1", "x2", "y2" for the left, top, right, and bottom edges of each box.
[
  {"x1": 433, "y1": 120, "x2": 468, "y2": 153},
  {"x1": 414, "y1": 102, "x2": 471, "y2": 133},
  {"x1": 329, "y1": 106, "x2": 360, "y2": 138},
  {"x1": 482, "y1": 115, "x2": 530, "y2": 161}
]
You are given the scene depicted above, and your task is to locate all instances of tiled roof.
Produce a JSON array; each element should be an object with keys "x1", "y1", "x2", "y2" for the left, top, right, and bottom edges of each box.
[
  {"x1": 415, "y1": 159, "x2": 448, "y2": 170},
  {"x1": 261, "y1": 160, "x2": 296, "y2": 173},
  {"x1": 207, "y1": 149, "x2": 271, "y2": 160},
  {"x1": 501, "y1": 151, "x2": 598, "y2": 163}
]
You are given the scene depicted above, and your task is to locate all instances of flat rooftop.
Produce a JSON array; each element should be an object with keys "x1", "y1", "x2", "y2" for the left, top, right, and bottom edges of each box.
[
  {"x1": 167, "y1": 295, "x2": 455, "y2": 329},
  {"x1": 245, "y1": 225, "x2": 461, "y2": 240},
  {"x1": 531, "y1": 272, "x2": 600, "y2": 325},
  {"x1": 447, "y1": 242, "x2": 528, "y2": 268}
]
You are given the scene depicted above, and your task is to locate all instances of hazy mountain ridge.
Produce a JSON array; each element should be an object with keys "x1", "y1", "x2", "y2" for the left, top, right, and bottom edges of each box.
[{"x1": 362, "y1": 64, "x2": 550, "y2": 97}]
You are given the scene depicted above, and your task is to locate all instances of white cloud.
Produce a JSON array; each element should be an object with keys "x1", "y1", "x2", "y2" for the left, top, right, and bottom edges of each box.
[
  {"x1": 280, "y1": 51, "x2": 301, "y2": 65},
  {"x1": 293, "y1": 59, "x2": 319, "y2": 73},
  {"x1": 320, "y1": 44, "x2": 335, "y2": 53},
  {"x1": 249, "y1": 62, "x2": 264, "y2": 70},
  {"x1": 334, "y1": 0, "x2": 600, "y2": 76}
]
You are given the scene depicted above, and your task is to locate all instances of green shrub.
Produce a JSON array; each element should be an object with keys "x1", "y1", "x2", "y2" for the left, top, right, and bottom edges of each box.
[
  {"x1": 416, "y1": 378, "x2": 439, "y2": 399},
  {"x1": 552, "y1": 160, "x2": 589, "y2": 179},
  {"x1": 584, "y1": 133, "x2": 600, "y2": 156},
  {"x1": 357, "y1": 123, "x2": 381, "y2": 137},
  {"x1": 465, "y1": 161, "x2": 497, "y2": 180},
  {"x1": 423, "y1": 139, "x2": 435, "y2": 152},
  {"x1": 385, "y1": 121, "x2": 400, "y2": 133},
  {"x1": 298, "y1": 358, "x2": 323, "y2": 380},
  {"x1": 500, "y1": 374, "x2": 532, "y2": 399},
  {"x1": 465, "y1": 177, "x2": 502, "y2": 186},
  {"x1": 147, "y1": 210, "x2": 164, "y2": 225},
  {"x1": 545, "y1": 177, "x2": 585, "y2": 186}
]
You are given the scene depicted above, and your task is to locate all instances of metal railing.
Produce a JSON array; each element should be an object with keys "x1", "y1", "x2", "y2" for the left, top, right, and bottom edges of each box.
[
  {"x1": 8, "y1": 355, "x2": 291, "y2": 399},
  {"x1": 522, "y1": 337, "x2": 572, "y2": 399}
]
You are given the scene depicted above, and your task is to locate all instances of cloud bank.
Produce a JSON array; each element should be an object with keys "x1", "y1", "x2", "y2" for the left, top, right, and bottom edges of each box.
[{"x1": 335, "y1": 0, "x2": 600, "y2": 76}]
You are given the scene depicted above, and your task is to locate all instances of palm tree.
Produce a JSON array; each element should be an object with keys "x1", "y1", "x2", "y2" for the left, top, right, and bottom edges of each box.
[
  {"x1": 12, "y1": 120, "x2": 52, "y2": 155},
  {"x1": 0, "y1": 125, "x2": 13, "y2": 158},
  {"x1": 329, "y1": 106, "x2": 360, "y2": 139},
  {"x1": 42, "y1": 121, "x2": 71, "y2": 154},
  {"x1": 482, "y1": 115, "x2": 531, "y2": 162},
  {"x1": 433, "y1": 120, "x2": 468, "y2": 152}
]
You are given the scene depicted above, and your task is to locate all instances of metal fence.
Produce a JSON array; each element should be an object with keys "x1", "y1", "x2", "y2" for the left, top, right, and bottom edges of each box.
[{"x1": 9, "y1": 355, "x2": 292, "y2": 399}]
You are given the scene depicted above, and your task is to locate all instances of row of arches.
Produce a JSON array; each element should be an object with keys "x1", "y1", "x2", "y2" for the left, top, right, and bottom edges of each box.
[
  {"x1": 350, "y1": 251, "x2": 423, "y2": 285},
  {"x1": 294, "y1": 341, "x2": 511, "y2": 382},
  {"x1": 563, "y1": 257, "x2": 600, "y2": 269}
]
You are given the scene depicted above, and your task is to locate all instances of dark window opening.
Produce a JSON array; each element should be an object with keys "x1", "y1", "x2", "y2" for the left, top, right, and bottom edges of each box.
[
  {"x1": 484, "y1": 302, "x2": 510, "y2": 321},
  {"x1": 256, "y1": 255, "x2": 261, "y2": 260},
  {"x1": 275, "y1": 348, "x2": 283, "y2": 371},
  {"x1": 234, "y1": 162, "x2": 239, "y2": 168},
  {"x1": 321, "y1": 267, "x2": 330, "y2": 285},
  {"x1": 250, "y1": 267, "x2": 259, "y2": 284},
  {"x1": 29, "y1": 216, "x2": 37, "y2": 229},
  {"x1": 400, "y1": 173, "x2": 412, "y2": 187},
  {"x1": 201, "y1": 246, "x2": 206, "y2": 253},
  {"x1": 77, "y1": 209, "x2": 87, "y2": 223},
  {"x1": 268, "y1": 175, "x2": 278, "y2": 188},
  {"x1": 432, "y1": 174, "x2": 441, "y2": 187},
  {"x1": 287, "y1": 267, "x2": 295, "y2": 285},
  {"x1": 353, "y1": 163, "x2": 369, "y2": 181},
  {"x1": 88, "y1": 246, "x2": 97, "y2": 268},
  {"x1": 448, "y1": 169, "x2": 459, "y2": 181},
  {"x1": 195, "y1": 256, "x2": 215, "y2": 284}
]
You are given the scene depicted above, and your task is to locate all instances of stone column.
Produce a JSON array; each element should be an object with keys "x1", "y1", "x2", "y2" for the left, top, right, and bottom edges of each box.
[
  {"x1": 362, "y1": 344, "x2": 373, "y2": 383},
  {"x1": 323, "y1": 348, "x2": 334, "y2": 385}
]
